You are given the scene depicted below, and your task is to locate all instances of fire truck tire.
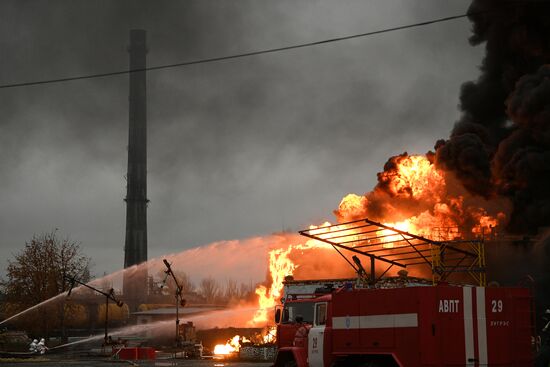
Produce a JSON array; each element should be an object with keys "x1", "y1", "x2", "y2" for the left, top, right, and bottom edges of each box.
[{"x1": 284, "y1": 361, "x2": 297, "y2": 367}]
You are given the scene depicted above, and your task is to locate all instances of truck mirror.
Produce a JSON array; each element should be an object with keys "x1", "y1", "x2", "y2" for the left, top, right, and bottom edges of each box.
[
  {"x1": 283, "y1": 309, "x2": 289, "y2": 323},
  {"x1": 275, "y1": 308, "x2": 281, "y2": 324}
]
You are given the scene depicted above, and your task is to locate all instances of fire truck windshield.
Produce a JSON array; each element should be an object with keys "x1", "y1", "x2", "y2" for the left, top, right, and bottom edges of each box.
[{"x1": 283, "y1": 301, "x2": 314, "y2": 324}]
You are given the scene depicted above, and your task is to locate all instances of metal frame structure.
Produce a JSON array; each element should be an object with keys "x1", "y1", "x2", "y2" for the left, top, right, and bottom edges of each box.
[
  {"x1": 161, "y1": 259, "x2": 187, "y2": 348},
  {"x1": 299, "y1": 218, "x2": 486, "y2": 286},
  {"x1": 65, "y1": 274, "x2": 124, "y2": 343}
]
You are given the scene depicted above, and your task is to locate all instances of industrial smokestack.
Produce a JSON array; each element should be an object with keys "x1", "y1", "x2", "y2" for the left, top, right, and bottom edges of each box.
[{"x1": 123, "y1": 29, "x2": 148, "y2": 307}]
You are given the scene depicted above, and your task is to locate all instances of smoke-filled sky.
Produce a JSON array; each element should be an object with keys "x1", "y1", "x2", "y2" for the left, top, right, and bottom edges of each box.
[{"x1": 0, "y1": 0, "x2": 482, "y2": 278}]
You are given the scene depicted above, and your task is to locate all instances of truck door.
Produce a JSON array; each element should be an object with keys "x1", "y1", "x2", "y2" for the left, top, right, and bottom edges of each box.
[{"x1": 309, "y1": 302, "x2": 327, "y2": 367}]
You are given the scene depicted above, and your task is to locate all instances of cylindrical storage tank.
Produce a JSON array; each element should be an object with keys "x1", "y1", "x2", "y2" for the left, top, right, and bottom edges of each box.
[
  {"x1": 97, "y1": 303, "x2": 129, "y2": 324},
  {"x1": 64, "y1": 303, "x2": 89, "y2": 327}
]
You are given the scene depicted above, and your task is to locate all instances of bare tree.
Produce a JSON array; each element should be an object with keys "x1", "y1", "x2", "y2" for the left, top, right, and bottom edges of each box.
[
  {"x1": 223, "y1": 279, "x2": 239, "y2": 304},
  {"x1": 156, "y1": 270, "x2": 195, "y2": 296},
  {"x1": 174, "y1": 271, "x2": 195, "y2": 294},
  {"x1": 0, "y1": 231, "x2": 91, "y2": 338},
  {"x1": 239, "y1": 281, "x2": 256, "y2": 300},
  {"x1": 198, "y1": 277, "x2": 219, "y2": 304}
]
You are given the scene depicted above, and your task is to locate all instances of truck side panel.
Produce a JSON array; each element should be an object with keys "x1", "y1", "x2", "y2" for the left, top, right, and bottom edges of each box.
[
  {"x1": 332, "y1": 288, "x2": 421, "y2": 365},
  {"x1": 435, "y1": 286, "x2": 468, "y2": 366},
  {"x1": 330, "y1": 286, "x2": 533, "y2": 366},
  {"x1": 417, "y1": 287, "x2": 438, "y2": 365},
  {"x1": 359, "y1": 287, "x2": 420, "y2": 365},
  {"x1": 510, "y1": 288, "x2": 534, "y2": 365},
  {"x1": 485, "y1": 287, "x2": 532, "y2": 366},
  {"x1": 331, "y1": 290, "x2": 360, "y2": 352}
]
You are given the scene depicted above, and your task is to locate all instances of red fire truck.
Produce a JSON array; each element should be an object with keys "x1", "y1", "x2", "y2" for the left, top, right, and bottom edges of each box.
[
  {"x1": 272, "y1": 219, "x2": 536, "y2": 366},
  {"x1": 273, "y1": 280, "x2": 533, "y2": 366}
]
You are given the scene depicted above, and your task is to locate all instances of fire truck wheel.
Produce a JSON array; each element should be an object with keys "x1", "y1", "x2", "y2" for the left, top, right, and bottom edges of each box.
[{"x1": 284, "y1": 361, "x2": 297, "y2": 367}]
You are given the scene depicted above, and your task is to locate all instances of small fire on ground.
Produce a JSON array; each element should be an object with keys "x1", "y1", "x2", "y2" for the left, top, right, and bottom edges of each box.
[
  {"x1": 213, "y1": 327, "x2": 276, "y2": 356},
  {"x1": 213, "y1": 335, "x2": 247, "y2": 355}
]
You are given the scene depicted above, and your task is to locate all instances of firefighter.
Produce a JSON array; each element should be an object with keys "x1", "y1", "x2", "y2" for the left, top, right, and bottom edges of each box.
[
  {"x1": 37, "y1": 338, "x2": 48, "y2": 355},
  {"x1": 293, "y1": 315, "x2": 310, "y2": 348},
  {"x1": 535, "y1": 309, "x2": 550, "y2": 367},
  {"x1": 29, "y1": 339, "x2": 38, "y2": 353}
]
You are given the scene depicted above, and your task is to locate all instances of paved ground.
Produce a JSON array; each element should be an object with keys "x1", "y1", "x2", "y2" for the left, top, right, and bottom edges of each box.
[{"x1": 0, "y1": 357, "x2": 272, "y2": 367}]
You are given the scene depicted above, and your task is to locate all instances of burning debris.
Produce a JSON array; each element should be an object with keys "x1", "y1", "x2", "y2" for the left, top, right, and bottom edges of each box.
[
  {"x1": 213, "y1": 335, "x2": 248, "y2": 356},
  {"x1": 212, "y1": 327, "x2": 276, "y2": 359}
]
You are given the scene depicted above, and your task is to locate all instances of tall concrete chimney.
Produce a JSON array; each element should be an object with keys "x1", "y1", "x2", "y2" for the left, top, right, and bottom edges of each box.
[{"x1": 123, "y1": 29, "x2": 148, "y2": 306}]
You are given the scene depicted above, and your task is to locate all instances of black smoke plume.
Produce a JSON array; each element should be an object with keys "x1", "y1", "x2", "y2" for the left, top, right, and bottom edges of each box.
[
  {"x1": 334, "y1": 1, "x2": 550, "y2": 314},
  {"x1": 435, "y1": 0, "x2": 550, "y2": 234},
  {"x1": 434, "y1": 0, "x2": 550, "y2": 317}
]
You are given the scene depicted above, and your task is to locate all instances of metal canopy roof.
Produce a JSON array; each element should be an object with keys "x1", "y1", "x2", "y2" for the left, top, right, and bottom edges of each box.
[{"x1": 299, "y1": 218, "x2": 486, "y2": 286}]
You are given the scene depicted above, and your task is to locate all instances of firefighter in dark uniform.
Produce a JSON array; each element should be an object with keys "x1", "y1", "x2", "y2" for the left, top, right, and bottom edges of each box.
[{"x1": 536, "y1": 309, "x2": 550, "y2": 367}]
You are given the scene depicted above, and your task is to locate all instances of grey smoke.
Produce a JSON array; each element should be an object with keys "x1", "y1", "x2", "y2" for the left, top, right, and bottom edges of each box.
[{"x1": 0, "y1": 0, "x2": 477, "y2": 277}]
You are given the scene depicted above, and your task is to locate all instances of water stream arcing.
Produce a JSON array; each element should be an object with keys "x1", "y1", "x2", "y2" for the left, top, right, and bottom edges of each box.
[
  {"x1": 0, "y1": 233, "x2": 299, "y2": 327},
  {"x1": 50, "y1": 306, "x2": 261, "y2": 350}
]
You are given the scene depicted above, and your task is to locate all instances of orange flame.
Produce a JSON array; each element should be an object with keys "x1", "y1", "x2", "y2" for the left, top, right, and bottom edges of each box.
[
  {"x1": 262, "y1": 326, "x2": 277, "y2": 343},
  {"x1": 337, "y1": 155, "x2": 503, "y2": 240},
  {"x1": 213, "y1": 335, "x2": 250, "y2": 355},
  {"x1": 251, "y1": 228, "x2": 332, "y2": 325},
  {"x1": 246, "y1": 154, "x2": 504, "y2": 330},
  {"x1": 380, "y1": 155, "x2": 446, "y2": 200}
]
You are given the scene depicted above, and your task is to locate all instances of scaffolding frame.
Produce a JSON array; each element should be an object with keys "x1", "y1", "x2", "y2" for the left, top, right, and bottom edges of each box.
[{"x1": 299, "y1": 218, "x2": 486, "y2": 286}]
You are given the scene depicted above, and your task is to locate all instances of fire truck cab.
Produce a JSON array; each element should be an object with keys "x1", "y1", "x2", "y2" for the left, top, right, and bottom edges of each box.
[{"x1": 273, "y1": 281, "x2": 534, "y2": 367}]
